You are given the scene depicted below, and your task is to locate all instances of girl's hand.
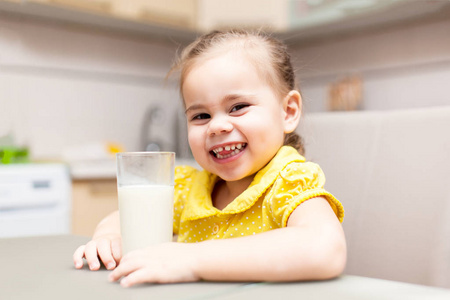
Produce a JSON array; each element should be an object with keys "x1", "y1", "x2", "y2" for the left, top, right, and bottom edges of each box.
[
  {"x1": 73, "y1": 233, "x2": 122, "y2": 271},
  {"x1": 108, "y1": 242, "x2": 200, "y2": 287}
]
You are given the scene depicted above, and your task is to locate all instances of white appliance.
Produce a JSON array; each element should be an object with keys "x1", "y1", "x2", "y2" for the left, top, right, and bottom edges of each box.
[{"x1": 0, "y1": 164, "x2": 71, "y2": 238}]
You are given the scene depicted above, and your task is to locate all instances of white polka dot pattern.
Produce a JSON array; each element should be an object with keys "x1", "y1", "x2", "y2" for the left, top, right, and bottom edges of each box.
[{"x1": 172, "y1": 147, "x2": 344, "y2": 243}]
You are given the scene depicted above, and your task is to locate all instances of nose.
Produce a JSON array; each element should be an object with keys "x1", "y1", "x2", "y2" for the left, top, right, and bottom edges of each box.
[{"x1": 207, "y1": 115, "x2": 233, "y2": 136}]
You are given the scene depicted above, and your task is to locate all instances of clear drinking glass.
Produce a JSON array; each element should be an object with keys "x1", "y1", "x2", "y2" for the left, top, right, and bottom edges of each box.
[{"x1": 116, "y1": 152, "x2": 175, "y2": 254}]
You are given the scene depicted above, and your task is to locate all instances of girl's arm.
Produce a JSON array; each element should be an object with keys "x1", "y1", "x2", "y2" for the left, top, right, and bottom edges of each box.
[
  {"x1": 196, "y1": 197, "x2": 346, "y2": 281},
  {"x1": 109, "y1": 197, "x2": 346, "y2": 286},
  {"x1": 73, "y1": 210, "x2": 122, "y2": 271}
]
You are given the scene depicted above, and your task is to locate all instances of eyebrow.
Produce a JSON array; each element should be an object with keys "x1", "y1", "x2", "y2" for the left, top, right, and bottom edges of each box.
[
  {"x1": 184, "y1": 104, "x2": 204, "y2": 114},
  {"x1": 185, "y1": 93, "x2": 255, "y2": 114}
]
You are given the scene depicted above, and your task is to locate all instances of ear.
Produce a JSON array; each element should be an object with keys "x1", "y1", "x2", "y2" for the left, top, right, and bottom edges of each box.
[{"x1": 282, "y1": 90, "x2": 302, "y2": 134}]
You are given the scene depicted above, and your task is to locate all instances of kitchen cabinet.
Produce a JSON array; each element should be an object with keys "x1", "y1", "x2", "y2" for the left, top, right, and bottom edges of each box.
[
  {"x1": 2, "y1": 0, "x2": 449, "y2": 45},
  {"x1": 0, "y1": 0, "x2": 196, "y2": 43},
  {"x1": 72, "y1": 178, "x2": 118, "y2": 237}
]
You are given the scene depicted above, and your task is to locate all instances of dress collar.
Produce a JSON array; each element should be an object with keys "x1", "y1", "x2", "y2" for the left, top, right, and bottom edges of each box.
[{"x1": 183, "y1": 146, "x2": 305, "y2": 220}]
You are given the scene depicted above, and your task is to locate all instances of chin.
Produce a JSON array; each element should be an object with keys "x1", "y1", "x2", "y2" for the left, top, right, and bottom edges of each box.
[{"x1": 217, "y1": 169, "x2": 256, "y2": 183}]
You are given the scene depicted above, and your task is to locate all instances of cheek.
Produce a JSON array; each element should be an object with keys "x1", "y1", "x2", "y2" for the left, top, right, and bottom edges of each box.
[
  {"x1": 245, "y1": 114, "x2": 275, "y2": 134},
  {"x1": 187, "y1": 128, "x2": 202, "y2": 151},
  {"x1": 187, "y1": 130, "x2": 208, "y2": 165}
]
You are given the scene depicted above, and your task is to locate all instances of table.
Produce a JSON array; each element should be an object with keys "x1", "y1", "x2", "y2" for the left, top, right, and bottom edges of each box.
[{"x1": 1, "y1": 235, "x2": 450, "y2": 300}]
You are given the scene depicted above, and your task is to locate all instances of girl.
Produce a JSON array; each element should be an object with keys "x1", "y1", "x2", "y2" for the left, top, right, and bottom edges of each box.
[{"x1": 73, "y1": 29, "x2": 346, "y2": 287}]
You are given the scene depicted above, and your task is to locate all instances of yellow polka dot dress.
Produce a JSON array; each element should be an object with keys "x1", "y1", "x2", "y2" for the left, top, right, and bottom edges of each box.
[{"x1": 173, "y1": 146, "x2": 344, "y2": 243}]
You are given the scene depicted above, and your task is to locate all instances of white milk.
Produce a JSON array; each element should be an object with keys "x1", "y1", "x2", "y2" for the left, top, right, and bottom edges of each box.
[{"x1": 118, "y1": 185, "x2": 174, "y2": 254}]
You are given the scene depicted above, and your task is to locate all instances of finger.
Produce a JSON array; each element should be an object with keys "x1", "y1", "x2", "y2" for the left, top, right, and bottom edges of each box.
[
  {"x1": 108, "y1": 255, "x2": 141, "y2": 282},
  {"x1": 120, "y1": 268, "x2": 153, "y2": 288},
  {"x1": 73, "y1": 245, "x2": 86, "y2": 269},
  {"x1": 97, "y1": 239, "x2": 116, "y2": 270},
  {"x1": 84, "y1": 241, "x2": 101, "y2": 271},
  {"x1": 111, "y1": 238, "x2": 122, "y2": 264}
]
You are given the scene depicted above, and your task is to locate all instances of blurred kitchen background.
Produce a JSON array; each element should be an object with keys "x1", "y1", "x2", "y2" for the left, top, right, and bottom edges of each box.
[{"x1": 1, "y1": 0, "x2": 449, "y2": 237}]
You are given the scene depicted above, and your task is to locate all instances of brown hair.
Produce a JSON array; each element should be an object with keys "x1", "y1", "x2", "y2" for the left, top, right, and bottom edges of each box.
[{"x1": 169, "y1": 29, "x2": 305, "y2": 155}]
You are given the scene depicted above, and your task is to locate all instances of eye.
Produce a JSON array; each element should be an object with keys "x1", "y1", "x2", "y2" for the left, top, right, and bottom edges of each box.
[
  {"x1": 230, "y1": 103, "x2": 249, "y2": 113},
  {"x1": 191, "y1": 113, "x2": 210, "y2": 121}
]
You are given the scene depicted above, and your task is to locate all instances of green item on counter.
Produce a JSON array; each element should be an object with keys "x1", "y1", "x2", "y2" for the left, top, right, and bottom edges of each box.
[{"x1": 0, "y1": 147, "x2": 29, "y2": 164}]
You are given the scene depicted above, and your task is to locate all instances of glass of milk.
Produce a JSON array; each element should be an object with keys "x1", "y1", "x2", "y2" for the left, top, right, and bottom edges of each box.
[{"x1": 116, "y1": 152, "x2": 175, "y2": 255}]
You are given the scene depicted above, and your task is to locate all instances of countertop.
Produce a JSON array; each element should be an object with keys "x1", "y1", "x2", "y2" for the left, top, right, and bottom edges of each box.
[{"x1": 70, "y1": 158, "x2": 200, "y2": 180}]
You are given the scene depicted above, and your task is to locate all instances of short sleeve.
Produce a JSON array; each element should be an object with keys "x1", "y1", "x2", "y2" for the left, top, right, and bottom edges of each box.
[
  {"x1": 173, "y1": 165, "x2": 197, "y2": 235},
  {"x1": 265, "y1": 162, "x2": 344, "y2": 228}
]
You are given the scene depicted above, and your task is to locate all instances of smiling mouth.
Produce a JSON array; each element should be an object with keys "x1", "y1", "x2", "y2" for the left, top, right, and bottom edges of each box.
[{"x1": 210, "y1": 143, "x2": 247, "y2": 159}]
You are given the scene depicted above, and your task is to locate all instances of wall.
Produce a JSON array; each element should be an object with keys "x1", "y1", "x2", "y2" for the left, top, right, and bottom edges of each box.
[
  {"x1": 0, "y1": 14, "x2": 181, "y2": 161},
  {"x1": 291, "y1": 17, "x2": 450, "y2": 113},
  {"x1": 2, "y1": 13, "x2": 450, "y2": 160}
]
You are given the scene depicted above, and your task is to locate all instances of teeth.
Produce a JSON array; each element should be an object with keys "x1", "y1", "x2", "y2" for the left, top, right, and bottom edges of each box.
[
  {"x1": 213, "y1": 143, "x2": 246, "y2": 159},
  {"x1": 213, "y1": 147, "x2": 223, "y2": 154}
]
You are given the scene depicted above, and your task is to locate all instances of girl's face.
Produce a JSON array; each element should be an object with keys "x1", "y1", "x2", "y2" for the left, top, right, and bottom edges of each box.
[{"x1": 182, "y1": 52, "x2": 288, "y2": 182}]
